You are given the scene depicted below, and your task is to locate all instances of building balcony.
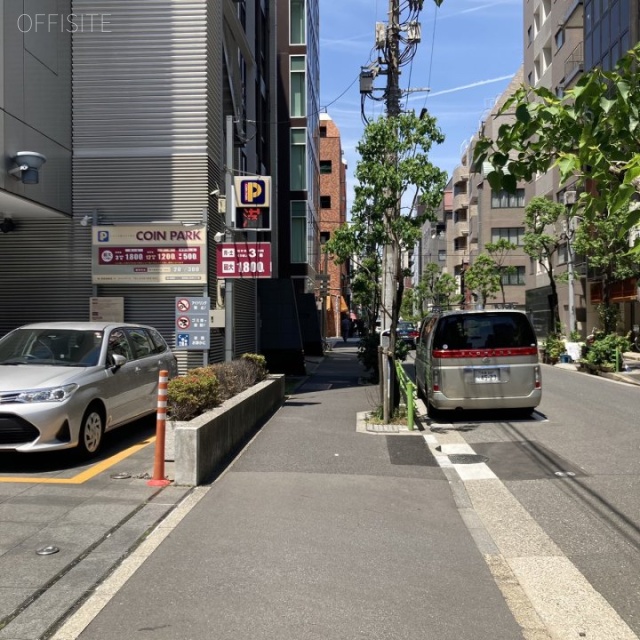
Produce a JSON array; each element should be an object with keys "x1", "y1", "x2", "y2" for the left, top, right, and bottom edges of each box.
[
  {"x1": 453, "y1": 220, "x2": 469, "y2": 237},
  {"x1": 453, "y1": 164, "x2": 469, "y2": 187},
  {"x1": 564, "y1": 42, "x2": 583, "y2": 87},
  {"x1": 452, "y1": 192, "x2": 469, "y2": 212}
]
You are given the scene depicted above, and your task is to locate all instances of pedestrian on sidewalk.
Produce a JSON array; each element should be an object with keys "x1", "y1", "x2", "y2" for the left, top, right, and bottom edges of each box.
[{"x1": 341, "y1": 314, "x2": 350, "y2": 342}]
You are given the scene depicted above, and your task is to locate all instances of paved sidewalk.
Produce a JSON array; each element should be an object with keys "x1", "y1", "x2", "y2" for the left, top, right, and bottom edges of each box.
[{"x1": 52, "y1": 341, "x2": 525, "y2": 640}]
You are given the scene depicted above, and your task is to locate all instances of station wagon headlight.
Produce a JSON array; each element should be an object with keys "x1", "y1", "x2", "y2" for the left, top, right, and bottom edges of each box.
[{"x1": 17, "y1": 384, "x2": 78, "y2": 403}]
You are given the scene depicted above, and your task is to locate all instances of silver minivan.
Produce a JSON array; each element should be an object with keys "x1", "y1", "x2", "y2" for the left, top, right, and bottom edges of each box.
[{"x1": 415, "y1": 309, "x2": 541, "y2": 416}]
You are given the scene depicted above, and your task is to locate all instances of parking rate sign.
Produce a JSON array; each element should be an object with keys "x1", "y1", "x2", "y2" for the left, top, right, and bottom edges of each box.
[{"x1": 174, "y1": 296, "x2": 210, "y2": 350}]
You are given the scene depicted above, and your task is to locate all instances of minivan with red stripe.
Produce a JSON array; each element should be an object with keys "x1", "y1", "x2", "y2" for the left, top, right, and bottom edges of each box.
[{"x1": 415, "y1": 308, "x2": 541, "y2": 416}]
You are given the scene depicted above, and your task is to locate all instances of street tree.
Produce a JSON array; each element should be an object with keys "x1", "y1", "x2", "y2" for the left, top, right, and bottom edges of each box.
[
  {"x1": 572, "y1": 205, "x2": 639, "y2": 334},
  {"x1": 401, "y1": 264, "x2": 462, "y2": 320},
  {"x1": 326, "y1": 110, "x2": 447, "y2": 418},
  {"x1": 473, "y1": 43, "x2": 640, "y2": 238},
  {"x1": 464, "y1": 254, "x2": 501, "y2": 306},
  {"x1": 485, "y1": 239, "x2": 517, "y2": 304},
  {"x1": 521, "y1": 197, "x2": 567, "y2": 333},
  {"x1": 434, "y1": 272, "x2": 461, "y2": 308}
]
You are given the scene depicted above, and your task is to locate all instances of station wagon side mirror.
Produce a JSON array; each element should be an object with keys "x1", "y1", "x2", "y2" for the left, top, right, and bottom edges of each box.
[{"x1": 109, "y1": 353, "x2": 127, "y2": 369}]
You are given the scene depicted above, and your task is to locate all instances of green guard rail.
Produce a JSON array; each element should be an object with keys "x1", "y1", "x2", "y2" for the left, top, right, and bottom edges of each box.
[{"x1": 395, "y1": 360, "x2": 417, "y2": 431}]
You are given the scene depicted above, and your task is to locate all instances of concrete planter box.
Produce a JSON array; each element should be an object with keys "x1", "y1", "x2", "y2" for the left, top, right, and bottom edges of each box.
[{"x1": 168, "y1": 374, "x2": 285, "y2": 486}]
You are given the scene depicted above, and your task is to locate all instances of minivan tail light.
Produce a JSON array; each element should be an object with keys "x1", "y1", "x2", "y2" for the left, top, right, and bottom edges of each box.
[
  {"x1": 432, "y1": 346, "x2": 538, "y2": 359},
  {"x1": 534, "y1": 365, "x2": 541, "y2": 389},
  {"x1": 432, "y1": 370, "x2": 440, "y2": 392}
]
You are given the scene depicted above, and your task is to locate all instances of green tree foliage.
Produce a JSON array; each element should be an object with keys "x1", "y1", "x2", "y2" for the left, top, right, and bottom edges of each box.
[
  {"x1": 521, "y1": 197, "x2": 567, "y2": 331},
  {"x1": 485, "y1": 238, "x2": 517, "y2": 304},
  {"x1": 325, "y1": 110, "x2": 447, "y2": 346},
  {"x1": 464, "y1": 254, "x2": 501, "y2": 306},
  {"x1": 473, "y1": 43, "x2": 640, "y2": 239},
  {"x1": 433, "y1": 272, "x2": 460, "y2": 308},
  {"x1": 415, "y1": 263, "x2": 462, "y2": 312},
  {"x1": 572, "y1": 206, "x2": 639, "y2": 333}
]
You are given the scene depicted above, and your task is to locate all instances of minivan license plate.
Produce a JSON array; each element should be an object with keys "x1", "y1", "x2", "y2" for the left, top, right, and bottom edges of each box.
[{"x1": 475, "y1": 368, "x2": 500, "y2": 383}]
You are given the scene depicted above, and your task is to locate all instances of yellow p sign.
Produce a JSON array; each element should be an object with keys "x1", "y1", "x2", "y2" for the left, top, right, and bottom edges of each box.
[{"x1": 240, "y1": 179, "x2": 267, "y2": 206}]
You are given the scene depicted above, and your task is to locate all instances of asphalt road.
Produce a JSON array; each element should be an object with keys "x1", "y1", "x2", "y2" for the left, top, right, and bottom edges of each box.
[
  {"x1": 405, "y1": 353, "x2": 640, "y2": 636},
  {"x1": 1, "y1": 351, "x2": 639, "y2": 639}
]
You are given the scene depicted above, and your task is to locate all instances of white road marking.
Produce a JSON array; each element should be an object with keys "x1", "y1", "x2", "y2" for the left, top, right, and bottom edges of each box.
[{"x1": 424, "y1": 432, "x2": 639, "y2": 640}]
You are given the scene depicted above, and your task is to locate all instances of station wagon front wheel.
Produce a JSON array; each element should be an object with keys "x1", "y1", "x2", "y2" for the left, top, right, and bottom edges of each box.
[{"x1": 78, "y1": 405, "x2": 104, "y2": 457}]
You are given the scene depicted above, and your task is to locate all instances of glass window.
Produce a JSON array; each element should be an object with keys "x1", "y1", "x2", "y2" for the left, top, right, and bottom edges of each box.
[
  {"x1": 593, "y1": 24, "x2": 601, "y2": 62},
  {"x1": 438, "y1": 250, "x2": 446, "y2": 262},
  {"x1": 320, "y1": 160, "x2": 332, "y2": 174},
  {"x1": 290, "y1": 55, "x2": 306, "y2": 117},
  {"x1": 320, "y1": 196, "x2": 331, "y2": 208},
  {"x1": 125, "y1": 328, "x2": 153, "y2": 360},
  {"x1": 501, "y1": 266, "x2": 526, "y2": 286},
  {"x1": 491, "y1": 227, "x2": 525, "y2": 245},
  {"x1": 491, "y1": 189, "x2": 525, "y2": 208},
  {"x1": 290, "y1": 128, "x2": 307, "y2": 190},
  {"x1": 557, "y1": 243, "x2": 568, "y2": 265},
  {"x1": 107, "y1": 329, "x2": 133, "y2": 362},
  {"x1": 147, "y1": 328, "x2": 168, "y2": 354},
  {"x1": 454, "y1": 237, "x2": 467, "y2": 251},
  {"x1": 290, "y1": 0, "x2": 305, "y2": 44},
  {"x1": 291, "y1": 201, "x2": 307, "y2": 263},
  {"x1": 555, "y1": 28, "x2": 565, "y2": 50}
]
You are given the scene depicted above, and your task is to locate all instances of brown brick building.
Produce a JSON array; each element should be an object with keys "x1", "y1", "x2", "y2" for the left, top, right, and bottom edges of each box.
[{"x1": 319, "y1": 113, "x2": 349, "y2": 338}]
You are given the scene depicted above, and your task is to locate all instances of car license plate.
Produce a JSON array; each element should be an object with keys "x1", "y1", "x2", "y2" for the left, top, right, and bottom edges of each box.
[{"x1": 474, "y1": 368, "x2": 500, "y2": 383}]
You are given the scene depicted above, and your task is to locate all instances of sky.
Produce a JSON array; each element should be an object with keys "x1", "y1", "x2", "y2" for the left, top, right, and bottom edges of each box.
[{"x1": 319, "y1": 0, "x2": 524, "y2": 212}]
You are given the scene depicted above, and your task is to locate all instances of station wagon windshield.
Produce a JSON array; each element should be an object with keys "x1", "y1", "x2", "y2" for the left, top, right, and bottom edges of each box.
[{"x1": 0, "y1": 329, "x2": 104, "y2": 366}]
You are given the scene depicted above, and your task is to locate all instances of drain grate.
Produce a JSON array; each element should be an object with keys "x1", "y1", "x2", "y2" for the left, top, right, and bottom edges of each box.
[
  {"x1": 367, "y1": 423, "x2": 399, "y2": 433},
  {"x1": 448, "y1": 453, "x2": 489, "y2": 465}
]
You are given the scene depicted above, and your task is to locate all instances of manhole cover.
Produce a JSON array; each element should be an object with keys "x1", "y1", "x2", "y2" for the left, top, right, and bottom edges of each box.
[{"x1": 448, "y1": 453, "x2": 489, "y2": 464}]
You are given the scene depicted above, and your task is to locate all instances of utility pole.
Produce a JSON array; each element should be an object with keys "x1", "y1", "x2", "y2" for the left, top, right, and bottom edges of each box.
[
  {"x1": 224, "y1": 115, "x2": 235, "y2": 362},
  {"x1": 379, "y1": 0, "x2": 401, "y2": 423}
]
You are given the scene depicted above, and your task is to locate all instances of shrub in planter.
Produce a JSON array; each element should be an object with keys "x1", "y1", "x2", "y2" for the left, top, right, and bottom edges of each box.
[
  {"x1": 582, "y1": 333, "x2": 630, "y2": 370},
  {"x1": 543, "y1": 333, "x2": 565, "y2": 363},
  {"x1": 168, "y1": 367, "x2": 220, "y2": 421},
  {"x1": 241, "y1": 353, "x2": 268, "y2": 381},
  {"x1": 167, "y1": 353, "x2": 269, "y2": 421}
]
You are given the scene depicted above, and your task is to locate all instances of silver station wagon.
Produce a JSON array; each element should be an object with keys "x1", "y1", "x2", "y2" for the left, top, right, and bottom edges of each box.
[
  {"x1": 415, "y1": 309, "x2": 542, "y2": 417},
  {"x1": 0, "y1": 322, "x2": 178, "y2": 456}
]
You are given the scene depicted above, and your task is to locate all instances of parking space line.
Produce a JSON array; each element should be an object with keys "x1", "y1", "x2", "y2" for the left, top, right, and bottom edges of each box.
[{"x1": 0, "y1": 437, "x2": 155, "y2": 484}]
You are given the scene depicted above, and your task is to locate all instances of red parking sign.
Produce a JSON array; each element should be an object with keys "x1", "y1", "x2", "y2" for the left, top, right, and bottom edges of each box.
[{"x1": 216, "y1": 243, "x2": 272, "y2": 278}]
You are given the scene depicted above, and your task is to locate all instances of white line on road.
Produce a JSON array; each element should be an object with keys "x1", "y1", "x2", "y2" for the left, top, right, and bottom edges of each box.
[{"x1": 424, "y1": 431, "x2": 639, "y2": 640}]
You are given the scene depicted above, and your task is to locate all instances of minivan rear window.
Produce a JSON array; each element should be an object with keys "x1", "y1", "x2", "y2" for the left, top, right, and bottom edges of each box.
[{"x1": 433, "y1": 313, "x2": 536, "y2": 351}]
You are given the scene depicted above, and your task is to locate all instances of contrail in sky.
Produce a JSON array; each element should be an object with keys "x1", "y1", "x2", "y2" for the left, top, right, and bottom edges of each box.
[{"x1": 427, "y1": 75, "x2": 514, "y2": 98}]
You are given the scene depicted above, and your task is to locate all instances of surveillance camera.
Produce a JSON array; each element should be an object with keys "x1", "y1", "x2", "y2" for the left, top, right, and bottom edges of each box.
[
  {"x1": 15, "y1": 151, "x2": 47, "y2": 169},
  {"x1": 0, "y1": 218, "x2": 15, "y2": 234},
  {"x1": 80, "y1": 215, "x2": 91, "y2": 227},
  {"x1": 10, "y1": 151, "x2": 47, "y2": 185},
  {"x1": 214, "y1": 231, "x2": 225, "y2": 243},
  {"x1": 210, "y1": 188, "x2": 220, "y2": 197}
]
